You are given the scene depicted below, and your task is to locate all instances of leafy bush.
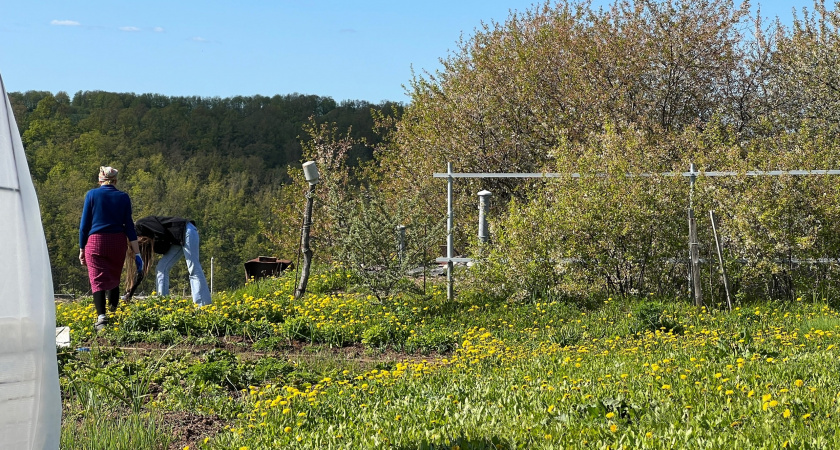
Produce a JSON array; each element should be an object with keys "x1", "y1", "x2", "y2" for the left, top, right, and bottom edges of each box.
[
  {"x1": 148, "y1": 329, "x2": 180, "y2": 345},
  {"x1": 249, "y1": 357, "x2": 294, "y2": 384},
  {"x1": 159, "y1": 313, "x2": 199, "y2": 335},
  {"x1": 311, "y1": 322, "x2": 356, "y2": 347},
  {"x1": 630, "y1": 301, "x2": 684, "y2": 335},
  {"x1": 334, "y1": 191, "x2": 441, "y2": 302},
  {"x1": 188, "y1": 349, "x2": 241, "y2": 389},
  {"x1": 307, "y1": 265, "x2": 354, "y2": 294},
  {"x1": 280, "y1": 316, "x2": 313, "y2": 342},
  {"x1": 405, "y1": 329, "x2": 457, "y2": 354},
  {"x1": 196, "y1": 313, "x2": 238, "y2": 337},
  {"x1": 120, "y1": 308, "x2": 160, "y2": 333},
  {"x1": 253, "y1": 337, "x2": 285, "y2": 352},
  {"x1": 242, "y1": 319, "x2": 275, "y2": 342},
  {"x1": 109, "y1": 330, "x2": 149, "y2": 345},
  {"x1": 550, "y1": 327, "x2": 583, "y2": 347},
  {"x1": 361, "y1": 323, "x2": 409, "y2": 349}
]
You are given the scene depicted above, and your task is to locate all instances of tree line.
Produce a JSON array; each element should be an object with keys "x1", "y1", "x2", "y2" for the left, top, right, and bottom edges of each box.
[{"x1": 10, "y1": 89, "x2": 402, "y2": 295}]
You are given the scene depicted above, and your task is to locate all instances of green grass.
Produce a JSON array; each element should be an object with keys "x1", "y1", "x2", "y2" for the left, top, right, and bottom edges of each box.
[
  {"x1": 54, "y1": 267, "x2": 840, "y2": 449},
  {"x1": 60, "y1": 411, "x2": 172, "y2": 450}
]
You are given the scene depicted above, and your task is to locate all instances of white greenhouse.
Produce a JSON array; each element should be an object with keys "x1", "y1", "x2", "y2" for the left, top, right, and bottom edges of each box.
[{"x1": 0, "y1": 72, "x2": 61, "y2": 449}]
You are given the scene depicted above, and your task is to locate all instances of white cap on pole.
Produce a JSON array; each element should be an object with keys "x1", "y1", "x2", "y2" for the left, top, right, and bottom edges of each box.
[{"x1": 302, "y1": 161, "x2": 320, "y2": 185}]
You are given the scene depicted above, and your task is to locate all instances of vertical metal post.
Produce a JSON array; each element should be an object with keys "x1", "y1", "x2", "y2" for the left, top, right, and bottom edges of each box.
[
  {"x1": 688, "y1": 163, "x2": 703, "y2": 306},
  {"x1": 447, "y1": 162, "x2": 454, "y2": 302},
  {"x1": 396, "y1": 225, "x2": 406, "y2": 265},
  {"x1": 710, "y1": 210, "x2": 733, "y2": 311},
  {"x1": 478, "y1": 190, "x2": 491, "y2": 244},
  {"x1": 210, "y1": 256, "x2": 214, "y2": 294}
]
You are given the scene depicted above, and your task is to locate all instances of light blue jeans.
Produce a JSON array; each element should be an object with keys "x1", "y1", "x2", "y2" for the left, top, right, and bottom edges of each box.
[{"x1": 155, "y1": 223, "x2": 212, "y2": 306}]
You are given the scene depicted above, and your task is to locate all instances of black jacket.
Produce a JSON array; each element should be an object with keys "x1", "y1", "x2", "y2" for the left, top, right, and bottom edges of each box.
[{"x1": 135, "y1": 216, "x2": 195, "y2": 255}]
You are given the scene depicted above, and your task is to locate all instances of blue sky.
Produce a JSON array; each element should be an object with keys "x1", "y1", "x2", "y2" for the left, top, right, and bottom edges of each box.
[{"x1": 0, "y1": 1, "x2": 828, "y2": 104}]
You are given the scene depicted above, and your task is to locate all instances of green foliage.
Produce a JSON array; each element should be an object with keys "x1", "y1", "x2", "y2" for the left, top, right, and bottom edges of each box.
[
  {"x1": 362, "y1": 323, "x2": 409, "y2": 349},
  {"x1": 630, "y1": 301, "x2": 685, "y2": 335},
  {"x1": 250, "y1": 357, "x2": 294, "y2": 384},
  {"x1": 253, "y1": 336, "x2": 285, "y2": 352},
  {"x1": 405, "y1": 329, "x2": 457, "y2": 355},
  {"x1": 335, "y1": 191, "x2": 441, "y2": 302},
  {"x1": 10, "y1": 90, "x2": 401, "y2": 294},
  {"x1": 119, "y1": 308, "x2": 160, "y2": 333},
  {"x1": 281, "y1": 316, "x2": 313, "y2": 342},
  {"x1": 307, "y1": 264, "x2": 355, "y2": 294},
  {"x1": 60, "y1": 411, "x2": 173, "y2": 450},
  {"x1": 378, "y1": 0, "x2": 840, "y2": 302},
  {"x1": 188, "y1": 349, "x2": 241, "y2": 389},
  {"x1": 242, "y1": 319, "x2": 275, "y2": 341}
]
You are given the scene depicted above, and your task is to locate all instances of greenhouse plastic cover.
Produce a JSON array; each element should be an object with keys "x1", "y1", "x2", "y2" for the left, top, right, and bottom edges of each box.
[{"x1": 0, "y1": 72, "x2": 61, "y2": 448}]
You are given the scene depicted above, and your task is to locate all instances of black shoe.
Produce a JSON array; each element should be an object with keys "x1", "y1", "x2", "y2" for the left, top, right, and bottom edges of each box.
[{"x1": 94, "y1": 316, "x2": 108, "y2": 332}]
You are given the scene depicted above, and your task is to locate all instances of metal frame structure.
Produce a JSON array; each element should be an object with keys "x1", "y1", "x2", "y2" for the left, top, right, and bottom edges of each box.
[{"x1": 433, "y1": 163, "x2": 840, "y2": 301}]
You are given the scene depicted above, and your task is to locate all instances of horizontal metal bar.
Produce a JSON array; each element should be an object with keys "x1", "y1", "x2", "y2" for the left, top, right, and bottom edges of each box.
[
  {"x1": 436, "y1": 256, "x2": 840, "y2": 265},
  {"x1": 705, "y1": 170, "x2": 840, "y2": 176},
  {"x1": 435, "y1": 257, "x2": 474, "y2": 263},
  {"x1": 0, "y1": 186, "x2": 20, "y2": 192},
  {"x1": 433, "y1": 170, "x2": 840, "y2": 179},
  {"x1": 434, "y1": 172, "x2": 573, "y2": 178}
]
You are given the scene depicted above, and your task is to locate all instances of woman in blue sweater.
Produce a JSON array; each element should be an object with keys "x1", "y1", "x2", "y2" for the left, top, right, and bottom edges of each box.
[{"x1": 79, "y1": 166, "x2": 142, "y2": 331}]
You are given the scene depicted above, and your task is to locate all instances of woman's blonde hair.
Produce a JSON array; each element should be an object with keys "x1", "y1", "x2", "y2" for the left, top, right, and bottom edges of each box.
[{"x1": 124, "y1": 236, "x2": 155, "y2": 294}]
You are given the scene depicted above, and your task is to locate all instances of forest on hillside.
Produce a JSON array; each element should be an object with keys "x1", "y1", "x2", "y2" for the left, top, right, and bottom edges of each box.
[
  {"x1": 17, "y1": 0, "x2": 840, "y2": 304},
  {"x1": 10, "y1": 89, "x2": 402, "y2": 295}
]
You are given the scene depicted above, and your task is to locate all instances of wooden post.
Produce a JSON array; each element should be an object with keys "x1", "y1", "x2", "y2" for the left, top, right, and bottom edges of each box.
[
  {"x1": 295, "y1": 184, "x2": 315, "y2": 299},
  {"x1": 295, "y1": 161, "x2": 319, "y2": 299},
  {"x1": 710, "y1": 210, "x2": 733, "y2": 311}
]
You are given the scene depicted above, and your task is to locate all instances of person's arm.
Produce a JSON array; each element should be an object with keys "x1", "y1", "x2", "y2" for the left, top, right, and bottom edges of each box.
[
  {"x1": 124, "y1": 195, "x2": 138, "y2": 242},
  {"x1": 79, "y1": 191, "x2": 93, "y2": 266},
  {"x1": 124, "y1": 197, "x2": 143, "y2": 270}
]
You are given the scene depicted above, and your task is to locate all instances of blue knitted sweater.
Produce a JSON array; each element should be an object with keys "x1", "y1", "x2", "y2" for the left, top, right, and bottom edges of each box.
[{"x1": 79, "y1": 185, "x2": 138, "y2": 248}]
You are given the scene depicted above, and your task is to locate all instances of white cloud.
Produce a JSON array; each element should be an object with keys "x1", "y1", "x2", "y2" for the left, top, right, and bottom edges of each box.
[
  {"x1": 191, "y1": 36, "x2": 207, "y2": 42},
  {"x1": 153, "y1": 27, "x2": 165, "y2": 32},
  {"x1": 119, "y1": 26, "x2": 141, "y2": 32},
  {"x1": 51, "y1": 20, "x2": 80, "y2": 26}
]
